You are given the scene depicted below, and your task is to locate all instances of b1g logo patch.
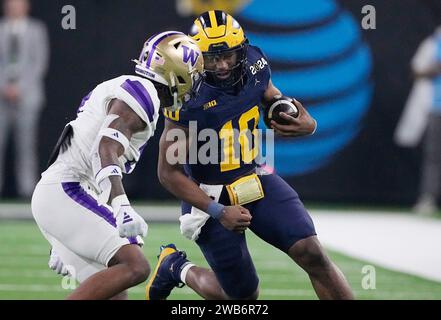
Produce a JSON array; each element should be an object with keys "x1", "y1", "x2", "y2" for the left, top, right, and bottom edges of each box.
[
  {"x1": 203, "y1": 99, "x2": 218, "y2": 110},
  {"x1": 249, "y1": 57, "x2": 268, "y2": 75}
]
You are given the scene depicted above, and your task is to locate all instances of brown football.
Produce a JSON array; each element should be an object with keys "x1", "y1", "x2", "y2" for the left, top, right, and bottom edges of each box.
[{"x1": 263, "y1": 95, "x2": 299, "y2": 127}]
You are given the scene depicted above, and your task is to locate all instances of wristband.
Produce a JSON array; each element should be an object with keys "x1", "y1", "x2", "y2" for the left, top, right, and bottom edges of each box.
[
  {"x1": 111, "y1": 194, "x2": 130, "y2": 212},
  {"x1": 206, "y1": 201, "x2": 225, "y2": 219}
]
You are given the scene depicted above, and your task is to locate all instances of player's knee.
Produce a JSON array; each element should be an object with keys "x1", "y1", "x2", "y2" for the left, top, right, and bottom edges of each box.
[
  {"x1": 126, "y1": 259, "x2": 151, "y2": 285},
  {"x1": 289, "y1": 236, "x2": 331, "y2": 272},
  {"x1": 110, "y1": 245, "x2": 151, "y2": 284},
  {"x1": 225, "y1": 283, "x2": 259, "y2": 300}
]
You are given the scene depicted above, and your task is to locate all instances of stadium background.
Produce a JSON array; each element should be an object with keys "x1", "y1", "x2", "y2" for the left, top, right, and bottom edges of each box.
[
  {"x1": 1, "y1": 0, "x2": 440, "y2": 205},
  {"x1": 1, "y1": 0, "x2": 441, "y2": 301}
]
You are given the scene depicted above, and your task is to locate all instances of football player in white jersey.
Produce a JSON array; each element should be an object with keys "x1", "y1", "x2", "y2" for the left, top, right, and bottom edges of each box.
[{"x1": 31, "y1": 31, "x2": 204, "y2": 300}]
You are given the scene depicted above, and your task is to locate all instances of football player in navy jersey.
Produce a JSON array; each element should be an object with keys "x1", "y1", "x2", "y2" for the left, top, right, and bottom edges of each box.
[{"x1": 146, "y1": 11, "x2": 353, "y2": 300}]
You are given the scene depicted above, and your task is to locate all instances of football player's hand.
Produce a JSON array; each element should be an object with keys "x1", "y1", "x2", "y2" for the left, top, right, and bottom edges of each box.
[
  {"x1": 48, "y1": 249, "x2": 70, "y2": 276},
  {"x1": 218, "y1": 205, "x2": 252, "y2": 233},
  {"x1": 115, "y1": 205, "x2": 149, "y2": 238},
  {"x1": 112, "y1": 194, "x2": 148, "y2": 238},
  {"x1": 271, "y1": 99, "x2": 317, "y2": 137}
]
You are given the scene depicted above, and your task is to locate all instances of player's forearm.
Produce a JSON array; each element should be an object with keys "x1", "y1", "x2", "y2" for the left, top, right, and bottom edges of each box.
[
  {"x1": 158, "y1": 166, "x2": 213, "y2": 212},
  {"x1": 98, "y1": 139, "x2": 126, "y2": 203}
]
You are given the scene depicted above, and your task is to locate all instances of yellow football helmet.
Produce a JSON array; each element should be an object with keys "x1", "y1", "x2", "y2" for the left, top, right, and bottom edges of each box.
[
  {"x1": 189, "y1": 10, "x2": 248, "y2": 88},
  {"x1": 133, "y1": 31, "x2": 204, "y2": 111}
]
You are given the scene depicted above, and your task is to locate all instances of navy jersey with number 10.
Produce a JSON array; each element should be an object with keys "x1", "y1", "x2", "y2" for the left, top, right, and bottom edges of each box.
[{"x1": 164, "y1": 45, "x2": 271, "y2": 184}]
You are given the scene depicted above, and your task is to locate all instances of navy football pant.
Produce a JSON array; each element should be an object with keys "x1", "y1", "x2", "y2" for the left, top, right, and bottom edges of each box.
[{"x1": 181, "y1": 174, "x2": 316, "y2": 299}]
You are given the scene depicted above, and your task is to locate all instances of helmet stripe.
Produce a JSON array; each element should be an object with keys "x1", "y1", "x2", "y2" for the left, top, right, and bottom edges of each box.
[
  {"x1": 145, "y1": 31, "x2": 182, "y2": 68},
  {"x1": 209, "y1": 10, "x2": 218, "y2": 28}
]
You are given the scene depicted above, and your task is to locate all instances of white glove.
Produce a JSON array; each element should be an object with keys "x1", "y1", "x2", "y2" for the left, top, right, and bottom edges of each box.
[
  {"x1": 112, "y1": 195, "x2": 148, "y2": 238},
  {"x1": 48, "y1": 249, "x2": 69, "y2": 276}
]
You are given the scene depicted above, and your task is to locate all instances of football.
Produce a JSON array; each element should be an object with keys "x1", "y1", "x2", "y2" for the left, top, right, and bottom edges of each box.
[{"x1": 263, "y1": 95, "x2": 299, "y2": 127}]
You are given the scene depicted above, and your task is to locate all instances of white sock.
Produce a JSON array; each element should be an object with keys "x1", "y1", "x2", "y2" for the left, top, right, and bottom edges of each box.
[{"x1": 180, "y1": 262, "x2": 196, "y2": 285}]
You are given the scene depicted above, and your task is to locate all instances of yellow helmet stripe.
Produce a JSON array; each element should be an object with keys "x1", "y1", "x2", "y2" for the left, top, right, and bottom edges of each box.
[
  {"x1": 209, "y1": 10, "x2": 218, "y2": 28},
  {"x1": 226, "y1": 14, "x2": 232, "y2": 30}
]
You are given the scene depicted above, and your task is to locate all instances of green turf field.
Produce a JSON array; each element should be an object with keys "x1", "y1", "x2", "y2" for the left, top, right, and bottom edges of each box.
[{"x1": 0, "y1": 221, "x2": 440, "y2": 300}]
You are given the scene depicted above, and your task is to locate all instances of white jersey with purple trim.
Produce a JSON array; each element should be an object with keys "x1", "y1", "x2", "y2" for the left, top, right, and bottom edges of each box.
[{"x1": 40, "y1": 75, "x2": 160, "y2": 187}]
